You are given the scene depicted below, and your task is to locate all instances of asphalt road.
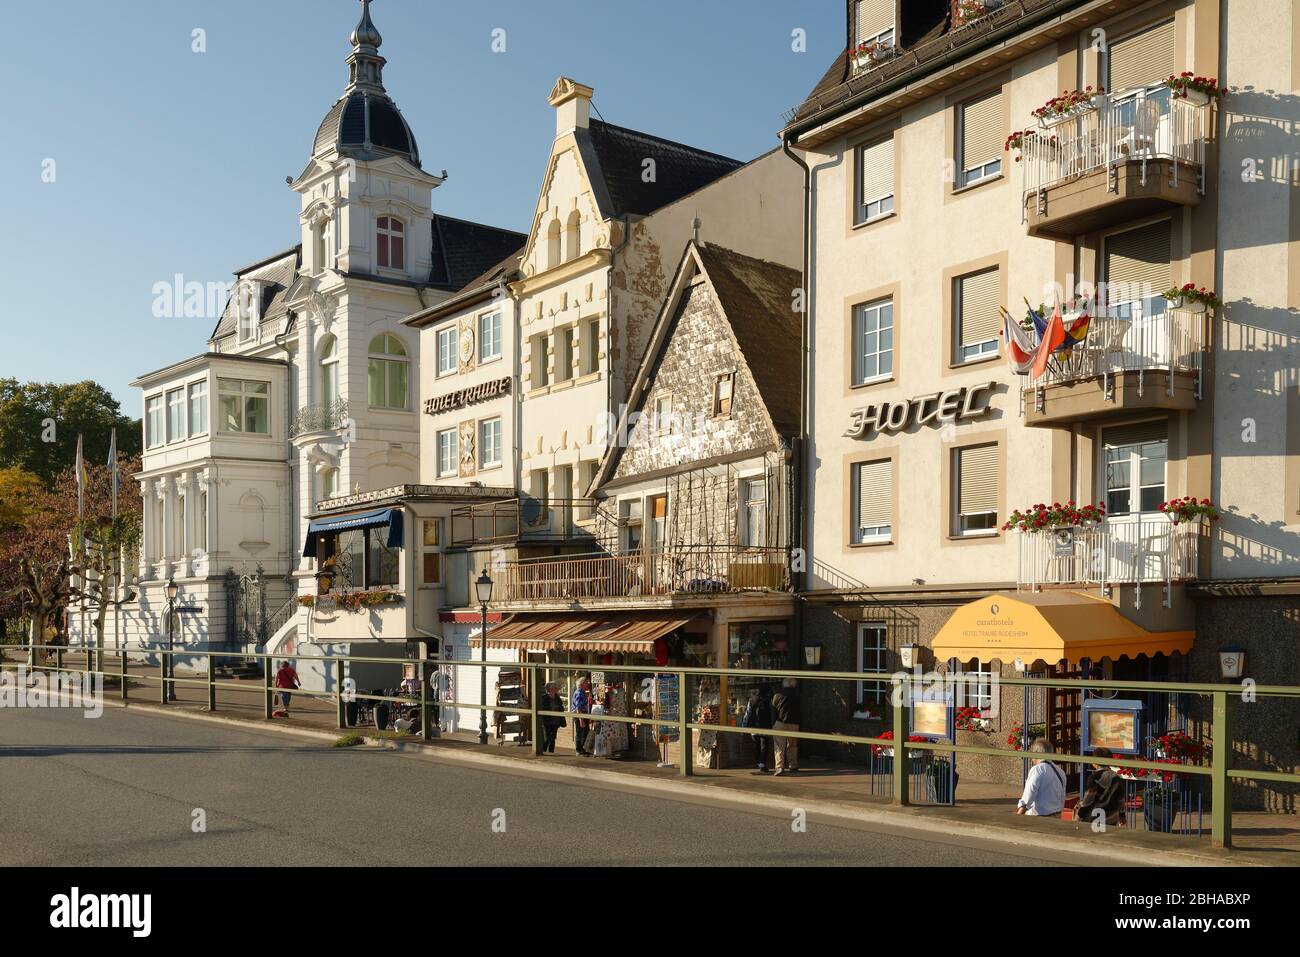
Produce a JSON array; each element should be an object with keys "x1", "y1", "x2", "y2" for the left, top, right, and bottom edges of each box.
[{"x1": 0, "y1": 706, "x2": 1081, "y2": 866}]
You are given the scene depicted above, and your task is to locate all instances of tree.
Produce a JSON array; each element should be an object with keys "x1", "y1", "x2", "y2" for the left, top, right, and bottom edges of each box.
[
  {"x1": 0, "y1": 379, "x2": 141, "y2": 486},
  {"x1": 0, "y1": 466, "x2": 43, "y2": 526}
]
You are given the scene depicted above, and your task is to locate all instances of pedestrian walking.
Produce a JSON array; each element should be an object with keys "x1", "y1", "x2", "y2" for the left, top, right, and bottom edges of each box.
[
  {"x1": 273, "y1": 660, "x2": 300, "y2": 717},
  {"x1": 770, "y1": 677, "x2": 801, "y2": 775},
  {"x1": 571, "y1": 675, "x2": 593, "y2": 755},
  {"x1": 741, "y1": 683, "x2": 775, "y2": 772},
  {"x1": 539, "y1": 681, "x2": 567, "y2": 754}
]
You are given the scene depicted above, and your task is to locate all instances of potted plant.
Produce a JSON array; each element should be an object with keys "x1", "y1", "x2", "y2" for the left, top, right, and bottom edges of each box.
[
  {"x1": 1164, "y1": 282, "x2": 1222, "y2": 314},
  {"x1": 956, "y1": 0, "x2": 1001, "y2": 26},
  {"x1": 956, "y1": 706, "x2": 992, "y2": 732},
  {"x1": 1001, "y1": 500, "x2": 1106, "y2": 533},
  {"x1": 1154, "y1": 730, "x2": 1211, "y2": 763},
  {"x1": 1163, "y1": 72, "x2": 1228, "y2": 107},
  {"x1": 1007, "y1": 721, "x2": 1047, "y2": 751},
  {"x1": 1157, "y1": 496, "x2": 1220, "y2": 527},
  {"x1": 872, "y1": 730, "x2": 928, "y2": 759},
  {"x1": 316, "y1": 554, "x2": 338, "y2": 595},
  {"x1": 1032, "y1": 86, "x2": 1105, "y2": 128},
  {"x1": 852, "y1": 38, "x2": 896, "y2": 69},
  {"x1": 853, "y1": 701, "x2": 885, "y2": 721}
]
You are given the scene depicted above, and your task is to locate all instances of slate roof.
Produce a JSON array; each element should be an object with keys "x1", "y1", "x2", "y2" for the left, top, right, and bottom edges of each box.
[
  {"x1": 585, "y1": 120, "x2": 744, "y2": 218},
  {"x1": 695, "y1": 243, "x2": 803, "y2": 437},
  {"x1": 209, "y1": 247, "x2": 301, "y2": 342},
  {"x1": 313, "y1": 89, "x2": 420, "y2": 167},
  {"x1": 428, "y1": 215, "x2": 526, "y2": 293}
]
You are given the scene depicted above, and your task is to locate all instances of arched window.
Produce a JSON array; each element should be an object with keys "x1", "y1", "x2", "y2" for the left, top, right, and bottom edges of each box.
[
  {"x1": 314, "y1": 219, "x2": 329, "y2": 273},
  {"x1": 376, "y1": 216, "x2": 405, "y2": 269},
  {"x1": 319, "y1": 335, "x2": 340, "y2": 409},
  {"x1": 563, "y1": 210, "x2": 581, "y2": 262},
  {"x1": 368, "y1": 333, "x2": 409, "y2": 410},
  {"x1": 546, "y1": 219, "x2": 561, "y2": 270}
]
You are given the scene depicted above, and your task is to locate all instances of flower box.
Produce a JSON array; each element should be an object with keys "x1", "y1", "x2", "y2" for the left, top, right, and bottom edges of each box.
[{"x1": 1033, "y1": 88, "x2": 1105, "y2": 129}]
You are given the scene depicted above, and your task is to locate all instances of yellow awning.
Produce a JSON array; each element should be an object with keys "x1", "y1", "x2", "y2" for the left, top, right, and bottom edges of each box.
[{"x1": 931, "y1": 591, "x2": 1194, "y2": 666}]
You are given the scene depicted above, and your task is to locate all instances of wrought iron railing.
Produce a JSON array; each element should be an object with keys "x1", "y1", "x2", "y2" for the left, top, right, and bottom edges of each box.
[
  {"x1": 493, "y1": 546, "x2": 791, "y2": 602},
  {"x1": 1017, "y1": 518, "x2": 1201, "y2": 590},
  {"x1": 289, "y1": 399, "x2": 350, "y2": 438}
]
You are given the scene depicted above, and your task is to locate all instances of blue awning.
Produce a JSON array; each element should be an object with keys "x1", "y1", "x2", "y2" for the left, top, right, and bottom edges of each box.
[{"x1": 302, "y1": 507, "x2": 404, "y2": 557}]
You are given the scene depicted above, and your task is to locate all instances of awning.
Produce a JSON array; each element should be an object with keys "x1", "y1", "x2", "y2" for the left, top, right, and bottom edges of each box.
[
  {"x1": 931, "y1": 591, "x2": 1194, "y2": 665},
  {"x1": 470, "y1": 613, "x2": 700, "y2": 654},
  {"x1": 302, "y1": 507, "x2": 404, "y2": 556}
]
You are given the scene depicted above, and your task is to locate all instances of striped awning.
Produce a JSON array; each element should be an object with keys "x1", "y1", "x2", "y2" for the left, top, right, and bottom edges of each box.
[{"x1": 470, "y1": 613, "x2": 700, "y2": 654}]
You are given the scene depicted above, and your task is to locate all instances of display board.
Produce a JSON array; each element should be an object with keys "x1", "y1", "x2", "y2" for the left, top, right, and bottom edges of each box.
[
  {"x1": 1081, "y1": 698, "x2": 1143, "y2": 755},
  {"x1": 654, "y1": 673, "x2": 680, "y2": 742}
]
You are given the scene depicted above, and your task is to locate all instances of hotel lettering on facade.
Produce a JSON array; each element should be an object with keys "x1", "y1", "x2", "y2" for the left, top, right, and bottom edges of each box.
[{"x1": 786, "y1": 0, "x2": 1298, "y2": 803}]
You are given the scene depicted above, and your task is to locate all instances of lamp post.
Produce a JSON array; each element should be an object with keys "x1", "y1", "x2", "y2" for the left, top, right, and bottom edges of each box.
[
  {"x1": 475, "y1": 568, "x2": 494, "y2": 745},
  {"x1": 164, "y1": 577, "x2": 179, "y2": 701}
]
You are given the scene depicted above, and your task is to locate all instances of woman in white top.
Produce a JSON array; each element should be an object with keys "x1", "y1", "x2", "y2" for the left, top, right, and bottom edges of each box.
[{"x1": 1016, "y1": 737, "x2": 1068, "y2": 816}]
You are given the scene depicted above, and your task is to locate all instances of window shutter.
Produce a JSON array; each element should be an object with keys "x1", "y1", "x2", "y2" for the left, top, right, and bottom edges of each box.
[
  {"x1": 961, "y1": 91, "x2": 1002, "y2": 169},
  {"x1": 856, "y1": 459, "x2": 893, "y2": 529},
  {"x1": 1104, "y1": 221, "x2": 1172, "y2": 302},
  {"x1": 1103, "y1": 420, "x2": 1169, "y2": 449},
  {"x1": 1107, "y1": 19, "x2": 1176, "y2": 93},
  {"x1": 958, "y1": 444, "x2": 998, "y2": 514},
  {"x1": 855, "y1": 0, "x2": 894, "y2": 44},
  {"x1": 859, "y1": 136, "x2": 894, "y2": 204},
  {"x1": 958, "y1": 269, "x2": 1001, "y2": 347}
]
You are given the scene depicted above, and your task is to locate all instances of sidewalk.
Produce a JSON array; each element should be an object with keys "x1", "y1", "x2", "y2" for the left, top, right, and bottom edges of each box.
[{"x1": 7, "y1": 652, "x2": 1297, "y2": 865}]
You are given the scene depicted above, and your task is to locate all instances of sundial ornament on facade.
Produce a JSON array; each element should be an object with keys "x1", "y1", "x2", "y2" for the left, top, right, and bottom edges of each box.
[{"x1": 844, "y1": 381, "x2": 997, "y2": 440}]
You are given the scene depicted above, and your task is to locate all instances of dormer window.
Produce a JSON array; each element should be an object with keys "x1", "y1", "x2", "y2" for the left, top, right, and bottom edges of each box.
[
  {"x1": 376, "y1": 216, "x2": 405, "y2": 270},
  {"x1": 853, "y1": 0, "x2": 895, "y2": 65},
  {"x1": 236, "y1": 282, "x2": 260, "y2": 343}
]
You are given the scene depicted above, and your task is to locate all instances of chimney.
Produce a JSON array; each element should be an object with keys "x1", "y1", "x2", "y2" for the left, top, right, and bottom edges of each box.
[{"x1": 548, "y1": 76, "x2": 594, "y2": 136}]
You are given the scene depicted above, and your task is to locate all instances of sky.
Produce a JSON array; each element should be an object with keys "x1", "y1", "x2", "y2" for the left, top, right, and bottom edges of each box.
[{"x1": 0, "y1": 0, "x2": 842, "y2": 413}]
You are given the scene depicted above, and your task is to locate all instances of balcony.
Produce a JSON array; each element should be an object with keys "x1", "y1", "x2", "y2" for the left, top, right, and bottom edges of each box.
[
  {"x1": 289, "y1": 399, "x2": 350, "y2": 438},
  {"x1": 1022, "y1": 306, "x2": 1207, "y2": 426},
  {"x1": 448, "y1": 497, "x2": 604, "y2": 547},
  {"x1": 1017, "y1": 518, "x2": 1201, "y2": 598},
  {"x1": 492, "y1": 546, "x2": 791, "y2": 604},
  {"x1": 1020, "y1": 92, "x2": 1209, "y2": 240}
]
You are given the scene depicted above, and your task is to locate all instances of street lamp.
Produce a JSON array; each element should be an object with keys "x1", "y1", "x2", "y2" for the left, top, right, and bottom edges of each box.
[
  {"x1": 164, "y1": 576, "x2": 179, "y2": 701},
  {"x1": 475, "y1": 568, "x2": 494, "y2": 745}
]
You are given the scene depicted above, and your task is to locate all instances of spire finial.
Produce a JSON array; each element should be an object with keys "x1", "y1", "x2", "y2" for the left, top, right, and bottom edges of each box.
[
  {"x1": 345, "y1": 0, "x2": 386, "y2": 92},
  {"x1": 350, "y1": 0, "x2": 382, "y2": 52}
]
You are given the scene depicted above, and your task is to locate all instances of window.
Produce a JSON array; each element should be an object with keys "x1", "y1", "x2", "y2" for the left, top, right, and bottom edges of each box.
[
  {"x1": 314, "y1": 221, "x2": 329, "y2": 273},
  {"x1": 421, "y1": 519, "x2": 443, "y2": 585},
  {"x1": 530, "y1": 334, "x2": 550, "y2": 388},
  {"x1": 579, "y1": 461, "x2": 599, "y2": 518},
  {"x1": 582, "y1": 318, "x2": 601, "y2": 375},
  {"x1": 954, "y1": 443, "x2": 998, "y2": 535},
  {"x1": 620, "y1": 499, "x2": 642, "y2": 552},
  {"x1": 376, "y1": 216, "x2": 404, "y2": 270},
  {"x1": 546, "y1": 219, "x2": 562, "y2": 270},
  {"x1": 321, "y1": 468, "x2": 339, "y2": 499},
  {"x1": 851, "y1": 297, "x2": 893, "y2": 385},
  {"x1": 236, "y1": 284, "x2": 258, "y2": 343},
  {"x1": 958, "y1": 90, "x2": 1003, "y2": 187},
  {"x1": 1103, "y1": 221, "x2": 1172, "y2": 322},
  {"x1": 165, "y1": 388, "x2": 185, "y2": 443},
  {"x1": 436, "y1": 428, "x2": 458, "y2": 477},
  {"x1": 1106, "y1": 19, "x2": 1176, "y2": 96},
  {"x1": 955, "y1": 268, "x2": 1001, "y2": 363},
  {"x1": 366, "y1": 530, "x2": 400, "y2": 587},
  {"x1": 563, "y1": 210, "x2": 581, "y2": 262},
  {"x1": 320, "y1": 335, "x2": 340, "y2": 408},
  {"x1": 857, "y1": 623, "x2": 888, "y2": 705},
  {"x1": 434, "y1": 326, "x2": 458, "y2": 377},
  {"x1": 478, "y1": 418, "x2": 502, "y2": 469},
  {"x1": 714, "y1": 373, "x2": 735, "y2": 416},
  {"x1": 554, "y1": 327, "x2": 574, "y2": 383},
  {"x1": 1103, "y1": 422, "x2": 1168, "y2": 516},
  {"x1": 854, "y1": 0, "x2": 894, "y2": 53},
  {"x1": 740, "y1": 477, "x2": 767, "y2": 547},
  {"x1": 851, "y1": 459, "x2": 892, "y2": 544},
  {"x1": 653, "y1": 394, "x2": 673, "y2": 434},
  {"x1": 145, "y1": 395, "x2": 163, "y2": 448},
  {"x1": 478, "y1": 312, "x2": 502, "y2": 362},
  {"x1": 326, "y1": 525, "x2": 399, "y2": 590},
  {"x1": 854, "y1": 136, "x2": 895, "y2": 225},
  {"x1": 187, "y1": 380, "x2": 208, "y2": 437},
  {"x1": 217, "y1": 379, "x2": 269, "y2": 434},
  {"x1": 953, "y1": 661, "x2": 995, "y2": 711},
  {"x1": 368, "y1": 334, "x2": 409, "y2": 410}
]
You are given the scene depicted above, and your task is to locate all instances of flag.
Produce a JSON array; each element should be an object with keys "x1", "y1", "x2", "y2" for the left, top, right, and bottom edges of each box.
[
  {"x1": 1000, "y1": 307, "x2": 1037, "y2": 374},
  {"x1": 1024, "y1": 298, "x2": 1048, "y2": 340},
  {"x1": 1031, "y1": 302, "x2": 1066, "y2": 380},
  {"x1": 107, "y1": 427, "x2": 119, "y2": 521}
]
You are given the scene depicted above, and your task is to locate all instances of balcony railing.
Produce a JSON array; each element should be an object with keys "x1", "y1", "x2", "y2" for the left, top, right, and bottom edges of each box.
[
  {"x1": 449, "y1": 498, "x2": 606, "y2": 547},
  {"x1": 1017, "y1": 518, "x2": 1200, "y2": 593},
  {"x1": 1022, "y1": 306, "x2": 1207, "y2": 398},
  {"x1": 493, "y1": 546, "x2": 791, "y2": 602},
  {"x1": 289, "y1": 399, "x2": 350, "y2": 438},
  {"x1": 1021, "y1": 90, "x2": 1209, "y2": 200}
]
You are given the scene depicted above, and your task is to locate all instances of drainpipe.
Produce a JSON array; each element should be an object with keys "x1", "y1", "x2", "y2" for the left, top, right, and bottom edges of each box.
[{"x1": 607, "y1": 215, "x2": 631, "y2": 441}]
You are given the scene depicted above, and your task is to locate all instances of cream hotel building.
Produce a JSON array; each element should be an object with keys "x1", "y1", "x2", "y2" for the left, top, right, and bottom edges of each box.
[{"x1": 788, "y1": 0, "x2": 1297, "y2": 802}]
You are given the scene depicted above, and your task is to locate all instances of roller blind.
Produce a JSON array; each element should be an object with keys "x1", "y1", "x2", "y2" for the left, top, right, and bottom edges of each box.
[
  {"x1": 1103, "y1": 420, "x2": 1169, "y2": 449},
  {"x1": 1107, "y1": 19, "x2": 1176, "y2": 93},
  {"x1": 1104, "y1": 221, "x2": 1172, "y2": 303},
  {"x1": 957, "y1": 444, "x2": 998, "y2": 514},
  {"x1": 855, "y1": 0, "x2": 894, "y2": 45},
  {"x1": 958, "y1": 268, "x2": 1001, "y2": 347},
  {"x1": 855, "y1": 459, "x2": 893, "y2": 529},
  {"x1": 961, "y1": 91, "x2": 1003, "y2": 169},
  {"x1": 859, "y1": 137, "x2": 894, "y2": 203}
]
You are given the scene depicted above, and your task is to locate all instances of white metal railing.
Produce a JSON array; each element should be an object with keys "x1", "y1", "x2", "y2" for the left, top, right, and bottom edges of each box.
[
  {"x1": 1022, "y1": 305, "x2": 1207, "y2": 397},
  {"x1": 1021, "y1": 90, "x2": 1209, "y2": 199},
  {"x1": 1017, "y1": 518, "x2": 1200, "y2": 592}
]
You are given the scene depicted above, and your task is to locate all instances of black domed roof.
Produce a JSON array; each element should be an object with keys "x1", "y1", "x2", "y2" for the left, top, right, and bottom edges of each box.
[{"x1": 313, "y1": 89, "x2": 420, "y2": 167}]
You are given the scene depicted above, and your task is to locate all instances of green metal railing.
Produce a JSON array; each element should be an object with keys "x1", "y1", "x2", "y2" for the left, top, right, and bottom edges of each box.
[{"x1": 5, "y1": 643, "x2": 1298, "y2": 851}]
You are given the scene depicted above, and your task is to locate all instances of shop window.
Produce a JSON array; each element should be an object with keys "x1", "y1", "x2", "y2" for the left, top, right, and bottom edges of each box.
[
  {"x1": 725, "y1": 621, "x2": 791, "y2": 726},
  {"x1": 857, "y1": 623, "x2": 888, "y2": 705},
  {"x1": 851, "y1": 458, "x2": 892, "y2": 544},
  {"x1": 854, "y1": 135, "x2": 895, "y2": 225},
  {"x1": 957, "y1": 90, "x2": 1002, "y2": 188},
  {"x1": 851, "y1": 297, "x2": 893, "y2": 386},
  {"x1": 954, "y1": 443, "x2": 998, "y2": 536},
  {"x1": 954, "y1": 268, "x2": 1000, "y2": 363}
]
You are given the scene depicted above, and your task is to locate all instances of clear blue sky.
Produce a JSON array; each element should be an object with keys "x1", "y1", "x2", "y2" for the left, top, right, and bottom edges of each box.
[{"x1": 0, "y1": 0, "x2": 841, "y2": 412}]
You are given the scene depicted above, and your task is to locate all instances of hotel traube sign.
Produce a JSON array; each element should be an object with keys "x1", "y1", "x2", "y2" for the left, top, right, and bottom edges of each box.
[
  {"x1": 423, "y1": 377, "x2": 512, "y2": 416},
  {"x1": 844, "y1": 382, "x2": 996, "y2": 440}
]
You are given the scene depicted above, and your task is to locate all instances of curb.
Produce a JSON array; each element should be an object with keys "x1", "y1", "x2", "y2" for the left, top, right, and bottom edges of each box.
[{"x1": 99, "y1": 697, "x2": 1253, "y2": 867}]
